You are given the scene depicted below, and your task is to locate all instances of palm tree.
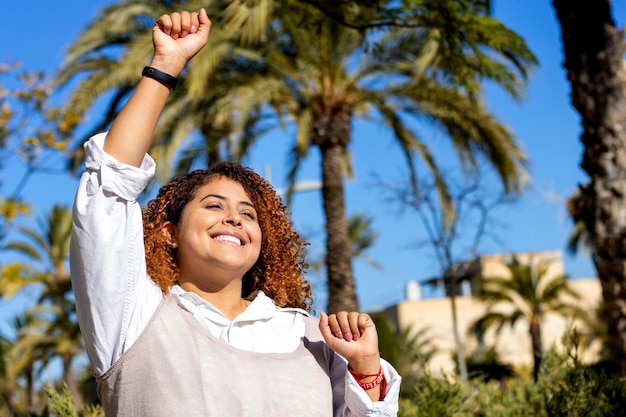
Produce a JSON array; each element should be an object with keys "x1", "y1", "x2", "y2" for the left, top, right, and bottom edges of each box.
[
  {"x1": 0, "y1": 205, "x2": 84, "y2": 406},
  {"x1": 0, "y1": 332, "x2": 20, "y2": 416},
  {"x1": 206, "y1": 2, "x2": 535, "y2": 313},
  {"x1": 552, "y1": 0, "x2": 626, "y2": 376},
  {"x1": 346, "y1": 213, "x2": 382, "y2": 271},
  {"x1": 10, "y1": 307, "x2": 84, "y2": 410},
  {"x1": 6, "y1": 313, "x2": 49, "y2": 414},
  {"x1": 471, "y1": 256, "x2": 584, "y2": 381},
  {"x1": 57, "y1": 0, "x2": 536, "y2": 313}
]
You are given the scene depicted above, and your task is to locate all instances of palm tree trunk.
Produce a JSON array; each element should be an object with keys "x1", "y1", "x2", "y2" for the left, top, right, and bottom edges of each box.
[
  {"x1": 201, "y1": 123, "x2": 223, "y2": 168},
  {"x1": 26, "y1": 366, "x2": 34, "y2": 414},
  {"x1": 553, "y1": 0, "x2": 626, "y2": 376},
  {"x1": 319, "y1": 142, "x2": 359, "y2": 313},
  {"x1": 311, "y1": 101, "x2": 358, "y2": 313},
  {"x1": 529, "y1": 319, "x2": 543, "y2": 382},
  {"x1": 448, "y1": 278, "x2": 468, "y2": 381}
]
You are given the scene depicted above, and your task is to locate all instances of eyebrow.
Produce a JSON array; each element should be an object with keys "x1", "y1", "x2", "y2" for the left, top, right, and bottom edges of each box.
[{"x1": 199, "y1": 193, "x2": 255, "y2": 209}]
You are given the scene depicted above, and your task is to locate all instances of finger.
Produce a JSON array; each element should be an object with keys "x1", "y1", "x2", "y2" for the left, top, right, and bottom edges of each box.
[
  {"x1": 357, "y1": 313, "x2": 376, "y2": 341},
  {"x1": 358, "y1": 313, "x2": 374, "y2": 331},
  {"x1": 156, "y1": 14, "x2": 172, "y2": 35},
  {"x1": 336, "y1": 311, "x2": 355, "y2": 341},
  {"x1": 170, "y1": 12, "x2": 181, "y2": 40},
  {"x1": 327, "y1": 313, "x2": 344, "y2": 339},
  {"x1": 189, "y1": 12, "x2": 199, "y2": 34},
  {"x1": 179, "y1": 11, "x2": 191, "y2": 37},
  {"x1": 347, "y1": 312, "x2": 360, "y2": 341},
  {"x1": 318, "y1": 312, "x2": 336, "y2": 343},
  {"x1": 196, "y1": 8, "x2": 212, "y2": 40}
]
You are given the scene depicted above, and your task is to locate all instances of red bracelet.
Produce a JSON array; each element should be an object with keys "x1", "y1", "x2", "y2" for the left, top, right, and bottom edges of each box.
[{"x1": 348, "y1": 366, "x2": 387, "y2": 399}]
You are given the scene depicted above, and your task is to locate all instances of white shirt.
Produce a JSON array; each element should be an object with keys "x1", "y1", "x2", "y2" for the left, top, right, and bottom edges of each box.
[{"x1": 70, "y1": 133, "x2": 400, "y2": 416}]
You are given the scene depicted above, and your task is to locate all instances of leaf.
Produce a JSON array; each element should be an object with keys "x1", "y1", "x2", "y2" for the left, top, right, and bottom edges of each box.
[{"x1": 0, "y1": 262, "x2": 33, "y2": 299}]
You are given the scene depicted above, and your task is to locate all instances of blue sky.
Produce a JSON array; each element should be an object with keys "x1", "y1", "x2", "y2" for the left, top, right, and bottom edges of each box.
[{"x1": 1, "y1": 0, "x2": 620, "y2": 319}]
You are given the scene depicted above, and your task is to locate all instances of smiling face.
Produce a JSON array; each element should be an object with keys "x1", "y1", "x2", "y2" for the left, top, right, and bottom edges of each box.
[{"x1": 163, "y1": 176, "x2": 262, "y2": 291}]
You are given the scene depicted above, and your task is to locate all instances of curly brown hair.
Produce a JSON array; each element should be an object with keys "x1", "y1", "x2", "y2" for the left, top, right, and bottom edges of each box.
[{"x1": 142, "y1": 162, "x2": 313, "y2": 311}]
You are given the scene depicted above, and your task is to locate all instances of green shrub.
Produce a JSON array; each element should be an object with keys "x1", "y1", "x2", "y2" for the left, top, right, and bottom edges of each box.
[
  {"x1": 43, "y1": 384, "x2": 103, "y2": 417},
  {"x1": 399, "y1": 346, "x2": 626, "y2": 417}
]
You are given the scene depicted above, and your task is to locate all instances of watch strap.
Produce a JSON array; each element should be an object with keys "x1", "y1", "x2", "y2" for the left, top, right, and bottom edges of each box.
[{"x1": 141, "y1": 66, "x2": 179, "y2": 90}]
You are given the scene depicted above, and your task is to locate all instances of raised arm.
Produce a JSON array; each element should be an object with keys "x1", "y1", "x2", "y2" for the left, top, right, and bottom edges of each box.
[
  {"x1": 70, "y1": 9, "x2": 211, "y2": 375},
  {"x1": 103, "y1": 9, "x2": 211, "y2": 167}
]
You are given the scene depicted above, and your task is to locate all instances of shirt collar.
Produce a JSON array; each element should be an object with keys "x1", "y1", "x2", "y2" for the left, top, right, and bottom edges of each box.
[{"x1": 169, "y1": 285, "x2": 309, "y2": 321}]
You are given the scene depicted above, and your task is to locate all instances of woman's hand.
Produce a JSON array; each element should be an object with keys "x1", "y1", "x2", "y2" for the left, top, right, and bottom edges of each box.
[
  {"x1": 319, "y1": 311, "x2": 381, "y2": 374},
  {"x1": 104, "y1": 8, "x2": 211, "y2": 167},
  {"x1": 151, "y1": 8, "x2": 211, "y2": 76}
]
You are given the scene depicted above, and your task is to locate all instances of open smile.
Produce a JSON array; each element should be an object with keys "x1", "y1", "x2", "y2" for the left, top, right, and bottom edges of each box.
[{"x1": 212, "y1": 234, "x2": 243, "y2": 246}]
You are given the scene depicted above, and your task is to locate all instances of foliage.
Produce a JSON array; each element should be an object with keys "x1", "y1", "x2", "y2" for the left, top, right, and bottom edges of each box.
[
  {"x1": 470, "y1": 255, "x2": 585, "y2": 381},
  {"x1": 399, "y1": 343, "x2": 626, "y2": 417},
  {"x1": 233, "y1": 0, "x2": 537, "y2": 94},
  {"x1": 347, "y1": 214, "x2": 381, "y2": 270},
  {"x1": 0, "y1": 205, "x2": 85, "y2": 412},
  {"x1": 0, "y1": 66, "x2": 79, "y2": 413},
  {"x1": 463, "y1": 345, "x2": 516, "y2": 383},
  {"x1": 0, "y1": 63, "x2": 78, "y2": 240},
  {"x1": 44, "y1": 384, "x2": 103, "y2": 417}
]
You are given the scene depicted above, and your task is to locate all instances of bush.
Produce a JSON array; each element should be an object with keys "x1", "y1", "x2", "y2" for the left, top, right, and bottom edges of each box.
[
  {"x1": 43, "y1": 384, "x2": 103, "y2": 417},
  {"x1": 399, "y1": 347, "x2": 626, "y2": 417}
]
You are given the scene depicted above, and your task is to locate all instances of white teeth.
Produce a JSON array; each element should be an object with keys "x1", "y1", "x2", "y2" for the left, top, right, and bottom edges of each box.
[{"x1": 213, "y1": 235, "x2": 242, "y2": 246}]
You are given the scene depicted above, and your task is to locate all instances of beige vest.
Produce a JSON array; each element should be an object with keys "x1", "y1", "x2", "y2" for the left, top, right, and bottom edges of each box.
[{"x1": 97, "y1": 296, "x2": 336, "y2": 416}]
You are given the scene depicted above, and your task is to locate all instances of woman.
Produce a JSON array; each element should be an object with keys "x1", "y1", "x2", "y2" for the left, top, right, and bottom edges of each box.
[{"x1": 70, "y1": 8, "x2": 400, "y2": 416}]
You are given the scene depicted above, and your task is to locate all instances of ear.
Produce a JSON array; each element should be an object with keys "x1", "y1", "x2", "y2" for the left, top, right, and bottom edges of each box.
[{"x1": 161, "y1": 221, "x2": 179, "y2": 248}]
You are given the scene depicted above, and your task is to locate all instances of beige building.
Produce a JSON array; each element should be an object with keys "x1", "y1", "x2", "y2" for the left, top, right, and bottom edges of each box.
[{"x1": 381, "y1": 250, "x2": 602, "y2": 376}]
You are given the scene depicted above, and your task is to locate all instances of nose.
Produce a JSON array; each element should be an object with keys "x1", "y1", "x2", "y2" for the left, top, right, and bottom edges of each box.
[{"x1": 224, "y1": 211, "x2": 242, "y2": 227}]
